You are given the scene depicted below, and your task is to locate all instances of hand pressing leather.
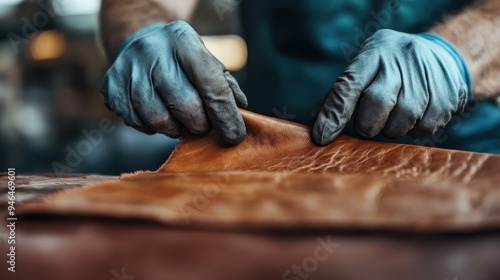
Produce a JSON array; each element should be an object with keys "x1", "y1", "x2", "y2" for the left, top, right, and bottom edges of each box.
[
  {"x1": 312, "y1": 29, "x2": 471, "y2": 146},
  {"x1": 101, "y1": 21, "x2": 248, "y2": 145}
]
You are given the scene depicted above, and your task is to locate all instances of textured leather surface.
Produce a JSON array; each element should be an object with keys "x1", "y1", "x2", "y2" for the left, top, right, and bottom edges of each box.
[
  {"x1": 159, "y1": 110, "x2": 500, "y2": 185},
  {"x1": 19, "y1": 110, "x2": 500, "y2": 231},
  {"x1": 20, "y1": 171, "x2": 500, "y2": 231}
]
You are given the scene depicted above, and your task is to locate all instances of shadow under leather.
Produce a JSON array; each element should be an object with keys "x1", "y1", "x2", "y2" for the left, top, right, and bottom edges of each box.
[{"x1": 15, "y1": 212, "x2": 500, "y2": 237}]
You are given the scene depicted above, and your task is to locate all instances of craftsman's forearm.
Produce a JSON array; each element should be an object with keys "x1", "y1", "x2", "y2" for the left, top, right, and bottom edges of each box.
[
  {"x1": 99, "y1": 0, "x2": 198, "y2": 60},
  {"x1": 431, "y1": 0, "x2": 500, "y2": 100}
]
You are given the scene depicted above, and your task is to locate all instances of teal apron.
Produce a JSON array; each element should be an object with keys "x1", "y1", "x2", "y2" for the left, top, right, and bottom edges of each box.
[{"x1": 240, "y1": 0, "x2": 500, "y2": 153}]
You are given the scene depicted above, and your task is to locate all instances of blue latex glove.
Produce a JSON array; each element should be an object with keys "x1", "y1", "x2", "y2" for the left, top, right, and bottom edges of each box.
[
  {"x1": 312, "y1": 29, "x2": 471, "y2": 145},
  {"x1": 101, "y1": 21, "x2": 248, "y2": 145}
]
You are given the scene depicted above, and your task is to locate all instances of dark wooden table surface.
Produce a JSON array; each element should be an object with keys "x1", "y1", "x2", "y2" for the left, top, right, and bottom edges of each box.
[{"x1": 1, "y1": 174, "x2": 499, "y2": 280}]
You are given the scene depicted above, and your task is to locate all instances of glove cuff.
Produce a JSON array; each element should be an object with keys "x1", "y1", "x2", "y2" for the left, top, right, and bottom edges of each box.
[
  {"x1": 417, "y1": 33, "x2": 472, "y2": 100},
  {"x1": 112, "y1": 23, "x2": 165, "y2": 62}
]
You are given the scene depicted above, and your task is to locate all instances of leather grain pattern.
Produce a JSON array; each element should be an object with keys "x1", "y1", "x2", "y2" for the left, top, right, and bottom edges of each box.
[
  {"x1": 19, "y1": 110, "x2": 500, "y2": 231},
  {"x1": 159, "y1": 110, "x2": 500, "y2": 185},
  {"x1": 20, "y1": 171, "x2": 500, "y2": 231}
]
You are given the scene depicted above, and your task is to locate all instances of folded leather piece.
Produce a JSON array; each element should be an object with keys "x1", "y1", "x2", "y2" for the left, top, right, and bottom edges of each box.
[
  {"x1": 159, "y1": 110, "x2": 500, "y2": 184},
  {"x1": 20, "y1": 110, "x2": 500, "y2": 231}
]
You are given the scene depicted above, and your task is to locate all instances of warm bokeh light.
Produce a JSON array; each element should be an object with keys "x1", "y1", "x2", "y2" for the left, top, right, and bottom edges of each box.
[
  {"x1": 30, "y1": 30, "x2": 66, "y2": 61},
  {"x1": 202, "y1": 35, "x2": 247, "y2": 72}
]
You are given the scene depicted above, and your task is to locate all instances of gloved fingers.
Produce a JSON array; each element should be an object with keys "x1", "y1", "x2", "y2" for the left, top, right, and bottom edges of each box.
[
  {"x1": 456, "y1": 84, "x2": 468, "y2": 113},
  {"x1": 130, "y1": 69, "x2": 183, "y2": 138},
  {"x1": 212, "y1": 55, "x2": 248, "y2": 109},
  {"x1": 355, "y1": 68, "x2": 401, "y2": 138},
  {"x1": 408, "y1": 92, "x2": 455, "y2": 138},
  {"x1": 153, "y1": 63, "x2": 210, "y2": 135},
  {"x1": 176, "y1": 34, "x2": 246, "y2": 145},
  {"x1": 377, "y1": 55, "x2": 430, "y2": 139},
  {"x1": 130, "y1": 126, "x2": 156, "y2": 135},
  {"x1": 224, "y1": 71, "x2": 248, "y2": 108},
  {"x1": 407, "y1": 76, "x2": 465, "y2": 138},
  {"x1": 407, "y1": 113, "x2": 450, "y2": 138},
  {"x1": 382, "y1": 84, "x2": 429, "y2": 139},
  {"x1": 311, "y1": 96, "x2": 327, "y2": 121},
  {"x1": 381, "y1": 78, "x2": 429, "y2": 139},
  {"x1": 101, "y1": 65, "x2": 147, "y2": 128},
  {"x1": 312, "y1": 52, "x2": 380, "y2": 146}
]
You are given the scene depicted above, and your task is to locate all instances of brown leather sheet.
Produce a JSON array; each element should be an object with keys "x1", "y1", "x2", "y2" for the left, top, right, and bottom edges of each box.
[
  {"x1": 160, "y1": 110, "x2": 500, "y2": 183},
  {"x1": 20, "y1": 110, "x2": 500, "y2": 231}
]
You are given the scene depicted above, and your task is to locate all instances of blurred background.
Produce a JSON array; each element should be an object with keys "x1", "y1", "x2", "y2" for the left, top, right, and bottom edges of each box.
[{"x1": 0, "y1": 0, "x2": 246, "y2": 175}]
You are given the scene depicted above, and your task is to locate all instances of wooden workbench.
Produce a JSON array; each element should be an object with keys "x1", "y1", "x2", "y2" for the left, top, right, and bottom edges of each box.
[{"x1": 1, "y1": 174, "x2": 499, "y2": 280}]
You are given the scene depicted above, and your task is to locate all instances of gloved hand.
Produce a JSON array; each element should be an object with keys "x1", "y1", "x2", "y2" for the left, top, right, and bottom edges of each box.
[
  {"x1": 312, "y1": 29, "x2": 471, "y2": 146},
  {"x1": 101, "y1": 21, "x2": 248, "y2": 145}
]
